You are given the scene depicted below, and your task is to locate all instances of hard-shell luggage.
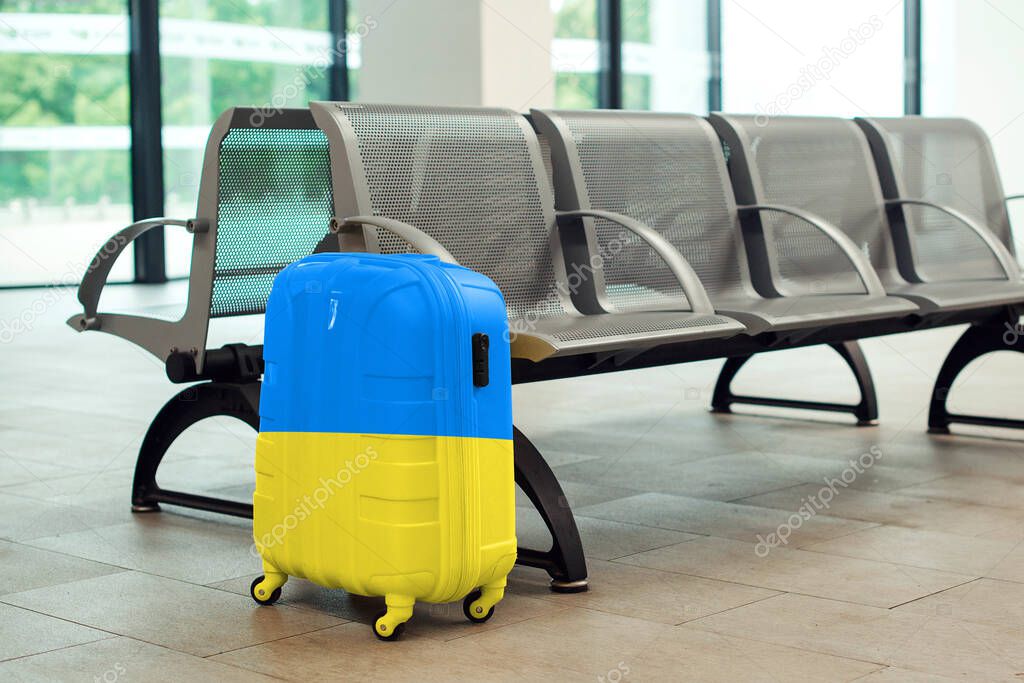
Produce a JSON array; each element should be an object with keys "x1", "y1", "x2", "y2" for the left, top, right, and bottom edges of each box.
[{"x1": 250, "y1": 252, "x2": 517, "y2": 640}]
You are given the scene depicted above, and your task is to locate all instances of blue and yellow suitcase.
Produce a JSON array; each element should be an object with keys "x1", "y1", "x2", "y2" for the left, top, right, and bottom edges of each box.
[{"x1": 250, "y1": 252, "x2": 517, "y2": 640}]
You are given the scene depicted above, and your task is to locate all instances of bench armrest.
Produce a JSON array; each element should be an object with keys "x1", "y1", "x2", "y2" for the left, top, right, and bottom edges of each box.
[
  {"x1": 885, "y1": 198, "x2": 1021, "y2": 281},
  {"x1": 556, "y1": 208, "x2": 715, "y2": 315},
  {"x1": 331, "y1": 215, "x2": 458, "y2": 265},
  {"x1": 739, "y1": 203, "x2": 887, "y2": 297},
  {"x1": 72, "y1": 218, "x2": 195, "y2": 330}
]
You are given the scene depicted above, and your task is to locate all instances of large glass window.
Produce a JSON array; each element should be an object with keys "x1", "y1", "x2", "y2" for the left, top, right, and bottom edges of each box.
[
  {"x1": 0, "y1": 2, "x2": 131, "y2": 286},
  {"x1": 722, "y1": 0, "x2": 904, "y2": 117},
  {"x1": 622, "y1": 0, "x2": 707, "y2": 112},
  {"x1": 160, "y1": 0, "x2": 334, "y2": 277},
  {"x1": 550, "y1": 0, "x2": 599, "y2": 108}
]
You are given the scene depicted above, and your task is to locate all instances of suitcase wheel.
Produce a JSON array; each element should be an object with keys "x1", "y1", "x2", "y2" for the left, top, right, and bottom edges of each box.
[
  {"x1": 250, "y1": 575, "x2": 283, "y2": 606},
  {"x1": 373, "y1": 610, "x2": 406, "y2": 641},
  {"x1": 462, "y1": 589, "x2": 496, "y2": 624}
]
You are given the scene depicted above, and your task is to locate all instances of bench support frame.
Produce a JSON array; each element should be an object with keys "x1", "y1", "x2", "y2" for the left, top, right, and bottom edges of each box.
[
  {"x1": 710, "y1": 340, "x2": 879, "y2": 425},
  {"x1": 929, "y1": 319, "x2": 1024, "y2": 433},
  {"x1": 131, "y1": 379, "x2": 588, "y2": 592}
]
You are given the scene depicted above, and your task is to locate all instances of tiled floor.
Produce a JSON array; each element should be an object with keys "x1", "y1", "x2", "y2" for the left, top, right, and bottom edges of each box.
[{"x1": 2, "y1": 283, "x2": 1024, "y2": 681}]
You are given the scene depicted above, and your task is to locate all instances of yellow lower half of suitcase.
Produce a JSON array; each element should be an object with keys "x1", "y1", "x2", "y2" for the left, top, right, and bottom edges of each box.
[{"x1": 251, "y1": 430, "x2": 517, "y2": 638}]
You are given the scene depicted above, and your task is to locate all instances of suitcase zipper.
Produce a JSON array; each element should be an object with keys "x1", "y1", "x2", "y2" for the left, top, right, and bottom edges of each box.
[{"x1": 420, "y1": 262, "x2": 481, "y2": 600}]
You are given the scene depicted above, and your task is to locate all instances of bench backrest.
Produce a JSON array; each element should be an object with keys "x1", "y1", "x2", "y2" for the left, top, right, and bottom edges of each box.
[
  {"x1": 193, "y1": 108, "x2": 334, "y2": 320},
  {"x1": 309, "y1": 102, "x2": 572, "y2": 321},
  {"x1": 533, "y1": 109, "x2": 750, "y2": 311},
  {"x1": 710, "y1": 114, "x2": 903, "y2": 291},
  {"x1": 856, "y1": 116, "x2": 1014, "y2": 281}
]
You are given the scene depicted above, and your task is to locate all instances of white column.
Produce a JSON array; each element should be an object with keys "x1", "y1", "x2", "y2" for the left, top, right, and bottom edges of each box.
[
  {"x1": 479, "y1": 0, "x2": 555, "y2": 109},
  {"x1": 356, "y1": 0, "x2": 554, "y2": 109}
]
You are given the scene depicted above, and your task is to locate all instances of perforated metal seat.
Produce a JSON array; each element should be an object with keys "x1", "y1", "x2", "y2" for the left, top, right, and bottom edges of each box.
[
  {"x1": 310, "y1": 102, "x2": 744, "y2": 361},
  {"x1": 711, "y1": 114, "x2": 1023, "y2": 315},
  {"x1": 855, "y1": 116, "x2": 1024, "y2": 310},
  {"x1": 68, "y1": 108, "x2": 333, "y2": 372},
  {"x1": 532, "y1": 109, "x2": 917, "y2": 335}
]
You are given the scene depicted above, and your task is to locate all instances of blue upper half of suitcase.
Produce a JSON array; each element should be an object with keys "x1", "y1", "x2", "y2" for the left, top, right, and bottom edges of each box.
[{"x1": 259, "y1": 253, "x2": 513, "y2": 441}]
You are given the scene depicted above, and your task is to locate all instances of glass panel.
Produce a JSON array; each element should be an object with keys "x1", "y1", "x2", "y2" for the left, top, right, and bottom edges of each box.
[
  {"x1": 622, "y1": 0, "x2": 707, "y2": 112},
  {"x1": 160, "y1": 0, "x2": 333, "y2": 278},
  {"x1": 0, "y1": 2, "x2": 132, "y2": 286},
  {"x1": 722, "y1": 0, "x2": 905, "y2": 117},
  {"x1": 550, "y1": 0, "x2": 599, "y2": 108}
]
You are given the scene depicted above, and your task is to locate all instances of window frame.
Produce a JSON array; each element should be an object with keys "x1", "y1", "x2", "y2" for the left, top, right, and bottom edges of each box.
[
  {"x1": 2, "y1": 0, "x2": 923, "y2": 286},
  {"x1": 127, "y1": 0, "x2": 350, "y2": 283}
]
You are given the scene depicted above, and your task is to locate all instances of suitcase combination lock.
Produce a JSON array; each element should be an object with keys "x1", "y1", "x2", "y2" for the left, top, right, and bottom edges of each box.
[{"x1": 472, "y1": 333, "x2": 489, "y2": 387}]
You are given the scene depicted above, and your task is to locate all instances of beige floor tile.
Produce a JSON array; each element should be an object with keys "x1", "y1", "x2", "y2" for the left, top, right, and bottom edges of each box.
[
  {"x1": 0, "y1": 466, "x2": 134, "y2": 503},
  {"x1": 984, "y1": 544, "x2": 1024, "y2": 583},
  {"x1": 578, "y1": 492, "x2": 876, "y2": 547},
  {"x1": 0, "y1": 407, "x2": 154, "y2": 448},
  {"x1": 212, "y1": 621, "x2": 590, "y2": 682},
  {"x1": 0, "y1": 426, "x2": 142, "y2": 474},
  {"x1": 896, "y1": 474, "x2": 1024, "y2": 510},
  {"x1": 738, "y1": 483, "x2": 1024, "y2": 536},
  {"x1": 0, "y1": 636, "x2": 277, "y2": 681},
  {"x1": 0, "y1": 602, "x2": 112, "y2": 662},
  {"x1": 519, "y1": 477, "x2": 638, "y2": 509},
  {"x1": 555, "y1": 451, "x2": 807, "y2": 501},
  {"x1": 691, "y1": 592, "x2": 1024, "y2": 681},
  {"x1": 517, "y1": 511, "x2": 698, "y2": 561},
  {"x1": 629, "y1": 627, "x2": 883, "y2": 681},
  {"x1": 573, "y1": 448, "x2": 943, "y2": 501},
  {"x1": 207, "y1": 572, "x2": 570, "y2": 642},
  {"x1": 856, "y1": 668, "x2": 960, "y2": 681},
  {"x1": 0, "y1": 540, "x2": 123, "y2": 595},
  {"x1": 618, "y1": 536, "x2": 974, "y2": 608},
  {"x1": 0, "y1": 455, "x2": 82, "y2": 489},
  {"x1": 522, "y1": 558, "x2": 778, "y2": 625},
  {"x1": 895, "y1": 578, "x2": 1024, "y2": 627},
  {"x1": 446, "y1": 607, "x2": 675, "y2": 677},
  {"x1": 3, "y1": 571, "x2": 343, "y2": 657},
  {"x1": 0, "y1": 492, "x2": 127, "y2": 542},
  {"x1": 803, "y1": 525, "x2": 1020, "y2": 575},
  {"x1": 26, "y1": 512, "x2": 259, "y2": 585}
]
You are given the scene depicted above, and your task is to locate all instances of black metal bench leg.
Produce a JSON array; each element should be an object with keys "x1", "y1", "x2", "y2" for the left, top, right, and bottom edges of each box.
[
  {"x1": 131, "y1": 384, "x2": 590, "y2": 592},
  {"x1": 513, "y1": 426, "x2": 589, "y2": 593},
  {"x1": 131, "y1": 381, "x2": 260, "y2": 517},
  {"x1": 710, "y1": 340, "x2": 879, "y2": 426},
  {"x1": 929, "y1": 322, "x2": 1024, "y2": 434}
]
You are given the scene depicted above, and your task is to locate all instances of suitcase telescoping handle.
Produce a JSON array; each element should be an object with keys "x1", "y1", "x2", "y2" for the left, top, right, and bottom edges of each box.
[{"x1": 472, "y1": 333, "x2": 489, "y2": 387}]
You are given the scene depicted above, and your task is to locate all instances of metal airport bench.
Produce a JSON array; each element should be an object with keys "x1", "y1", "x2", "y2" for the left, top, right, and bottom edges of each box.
[
  {"x1": 856, "y1": 117, "x2": 1024, "y2": 432},
  {"x1": 711, "y1": 114, "x2": 1024, "y2": 432},
  {"x1": 68, "y1": 104, "x2": 1024, "y2": 596}
]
